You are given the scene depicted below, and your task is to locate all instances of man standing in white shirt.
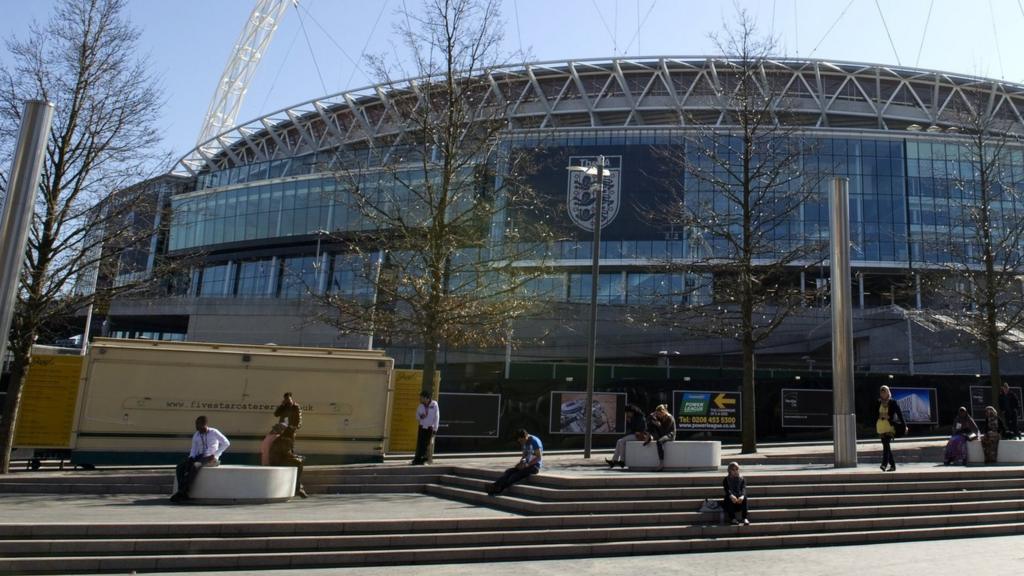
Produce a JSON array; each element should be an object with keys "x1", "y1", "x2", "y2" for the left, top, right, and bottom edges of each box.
[
  {"x1": 170, "y1": 415, "x2": 231, "y2": 503},
  {"x1": 411, "y1": 391, "x2": 439, "y2": 465}
]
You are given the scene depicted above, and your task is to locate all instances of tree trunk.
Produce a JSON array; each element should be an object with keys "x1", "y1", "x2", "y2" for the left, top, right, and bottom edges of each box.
[
  {"x1": 989, "y1": 340, "x2": 1003, "y2": 408},
  {"x1": 0, "y1": 348, "x2": 31, "y2": 474},
  {"x1": 421, "y1": 337, "x2": 439, "y2": 463},
  {"x1": 740, "y1": 336, "x2": 757, "y2": 454}
]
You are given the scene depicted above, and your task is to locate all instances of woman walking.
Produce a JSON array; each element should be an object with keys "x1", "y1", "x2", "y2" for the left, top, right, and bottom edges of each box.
[{"x1": 874, "y1": 385, "x2": 906, "y2": 472}]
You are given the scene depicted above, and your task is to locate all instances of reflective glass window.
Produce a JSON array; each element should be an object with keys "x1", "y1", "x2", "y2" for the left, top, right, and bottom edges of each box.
[
  {"x1": 198, "y1": 264, "x2": 231, "y2": 297},
  {"x1": 236, "y1": 259, "x2": 275, "y2": 297},
  {"x1": 281, "y1": 256, "x2": 321, "y2": 298}
]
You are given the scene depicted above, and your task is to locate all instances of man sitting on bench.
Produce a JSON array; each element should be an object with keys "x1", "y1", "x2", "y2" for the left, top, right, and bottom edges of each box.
[{"x1": 170, "y1": 415, "x2": 230, "y2": 503}]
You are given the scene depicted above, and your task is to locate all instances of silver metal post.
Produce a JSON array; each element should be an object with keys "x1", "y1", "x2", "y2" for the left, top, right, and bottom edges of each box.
[
  {"x1": 584, "y1": 156, "x2": 605, "y2": 459},
  {"x1": 80, "y1": 304, "x2": 93, "y2": 355},
  {"x1": 829, "y1": 177, "x2": 858, "y2": 468},
  {"x1": 0, "y1": 100, "x2": 53, "y2": 367},
  {"x1": 906, "y1": 315, "x2": 915, "y2": 376}
]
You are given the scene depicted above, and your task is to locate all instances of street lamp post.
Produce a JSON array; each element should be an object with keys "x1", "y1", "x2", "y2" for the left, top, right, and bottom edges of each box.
[
  {"x1": 659, "y1": 350, "x2": 680, "y2": 380},
  {"x1": 566, "y1": 155, "x2": 607, "y2": 459}
]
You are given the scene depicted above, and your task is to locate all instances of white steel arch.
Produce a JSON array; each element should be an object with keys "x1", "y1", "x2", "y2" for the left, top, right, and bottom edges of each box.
[{"x1": 191, "y1": 0, "x2": 291, "y2": 164}]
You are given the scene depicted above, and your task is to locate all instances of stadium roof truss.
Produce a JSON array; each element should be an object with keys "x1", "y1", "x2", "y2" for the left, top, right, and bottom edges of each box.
[{"x1": 176, "y1": 57, "x2": 1024, "y2": 176}]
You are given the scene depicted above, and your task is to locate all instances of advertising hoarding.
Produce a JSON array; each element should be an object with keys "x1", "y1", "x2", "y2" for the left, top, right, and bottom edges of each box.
[
  {"x1": 672, "y1": 390, "x2": 741, "y2": 431},
  {"x1": 781, "y1": 388, "x2": 833, "y2": 429},
  {"x1": 969, "y1": 385, "x2": 1023, "y2": 421},
  {"x1": 890, "y1": 387, "x2": 939, "y2": 424},
  {"x1": 437, "y1": 393, "x2": 501, "y2": 438},
  {"x1": 548, "y1": 391, "x2": 627, "y2": 435}
]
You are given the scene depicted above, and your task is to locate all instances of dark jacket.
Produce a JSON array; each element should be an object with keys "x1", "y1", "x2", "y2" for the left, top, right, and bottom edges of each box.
[
  {"x1": 649, "y1": 412, "x2": 675, "y2": 439},
  {"x1": 873, "y1": 398, "x2": 906, "y2": 433},
  {"x1": 999, "y1": 391, "x2": 1019, "y2": 423},
  {"x1": 627, "y1": 410, "x2": 648, "y2": 435},
  {"x1": 722, "y1": 476, "x2": 746, "y2": 499},
  {"x1": 274, "y1": 402, "x2": 302, "y2": 438}
]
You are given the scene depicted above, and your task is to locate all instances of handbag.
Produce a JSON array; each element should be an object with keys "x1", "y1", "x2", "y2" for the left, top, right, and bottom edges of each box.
[{"x1": 698, "y1": 498, "x2": 721, "y2": 513}]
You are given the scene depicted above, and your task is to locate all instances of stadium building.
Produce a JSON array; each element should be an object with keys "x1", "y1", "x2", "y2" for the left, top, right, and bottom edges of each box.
[{"x1": 100, "y1": 57, "x2": 1024, "y2": 440}]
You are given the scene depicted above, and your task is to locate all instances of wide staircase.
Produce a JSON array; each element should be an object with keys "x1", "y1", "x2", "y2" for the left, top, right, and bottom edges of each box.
[{"x1": 1, "y1": 464, "x2": 1023, "y2": 573}]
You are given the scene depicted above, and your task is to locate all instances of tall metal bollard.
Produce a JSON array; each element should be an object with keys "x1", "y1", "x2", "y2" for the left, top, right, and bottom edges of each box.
[
  {"x1": 830, "y1": 177, "x2": 858, "y2": 467},
  {"x1": 0, "y1": 100, "x2": 54, "y2": 366}
]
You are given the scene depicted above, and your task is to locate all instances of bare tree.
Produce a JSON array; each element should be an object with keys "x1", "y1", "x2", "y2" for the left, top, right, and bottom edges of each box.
[
  {"x1": 0, "y1": 0, "x2": 166, "y2": 473},
  {"x1": 921, "y1": 88, "x2": 1024, "y2": 408},
  {"x1": 645, "y1": 10, "x2": 826, "y2": 453},
  {"x1": 313, "y1": 0, "x2": 553, "y2": 393}
]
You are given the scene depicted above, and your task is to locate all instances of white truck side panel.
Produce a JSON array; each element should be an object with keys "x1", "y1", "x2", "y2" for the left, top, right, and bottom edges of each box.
[{"x1": 72, "y1": 339, "x2": 393, "y2": 465}]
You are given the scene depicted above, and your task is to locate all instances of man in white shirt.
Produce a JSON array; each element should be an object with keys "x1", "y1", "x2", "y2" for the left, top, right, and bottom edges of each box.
[
  {"x1": 411, "y1": 391, "x2": 439, "y2": 465},
  {"x1": 170, "y1": 415, "x2": 231, "y2": 503}
]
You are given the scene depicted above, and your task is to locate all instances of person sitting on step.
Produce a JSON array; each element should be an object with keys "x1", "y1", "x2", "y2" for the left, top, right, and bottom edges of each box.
[
  {"x1": 486, "y1": 429, "x2": 543, "y2": 496},
  {"x1": 721, "y1": 461, "x2": 750, "y2": 525}
]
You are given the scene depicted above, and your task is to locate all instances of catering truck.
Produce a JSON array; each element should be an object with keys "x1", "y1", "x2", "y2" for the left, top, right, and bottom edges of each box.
[{"x1": 13, "y1": 339, "x2": 394, "y2": 466}]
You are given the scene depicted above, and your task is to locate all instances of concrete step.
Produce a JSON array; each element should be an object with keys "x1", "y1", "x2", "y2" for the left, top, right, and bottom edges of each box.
[
  {"x1": 428, "y1": 480, "x2": 1024, "y2": 516},
  {"x1": 3, "y1": 522, "x2": 1024, "y2": 573},
  {"x1": 438, "y1": 473, "x2": 1023, "y2": 501},
  {"x1": 303, "y1": 474, "x2": 442, "y2": 486},
  {"x1": 0, "y1": 483, "x2": 170, "y2": 495},
  {"x1": 463, "y1": 466, "x2": 1024, "y2": 489},
  {"x1": 308, "y1": 483, "x2": 428, "y2": 494},
  {"x1": 6, "y1": 507, "x2": 1024, "y2": 558}
]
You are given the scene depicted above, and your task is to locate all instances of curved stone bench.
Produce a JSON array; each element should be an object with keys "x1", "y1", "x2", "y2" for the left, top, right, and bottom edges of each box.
[
  {"x1": 173, "y1": 465, "x2": 297, "y2": 503},
  {"x1": 625, "y1": 440, "x2": 721, "y2": 471},
  {"x1": 967, "y1": 438, "x2": 1024, "y2": 464}
]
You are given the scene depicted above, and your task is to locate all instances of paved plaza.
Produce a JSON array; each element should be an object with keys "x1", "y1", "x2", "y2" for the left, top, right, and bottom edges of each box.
[
  {"x1": 153, "y1": 536, "x2": 1024, "y2": 576},
  {"x1": 2, "y1": 439, "x2": 1022, "y2": 574}
]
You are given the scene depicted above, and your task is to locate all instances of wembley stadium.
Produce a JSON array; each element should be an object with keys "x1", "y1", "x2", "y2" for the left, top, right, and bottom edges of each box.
[{"x1": 103, "y1": 57, "x2": 1024, "y2": 440}]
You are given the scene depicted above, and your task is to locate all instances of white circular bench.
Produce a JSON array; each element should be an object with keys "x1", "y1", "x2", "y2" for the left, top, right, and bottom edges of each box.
[
  {"x1": 173, "y1": 465, "x2": 298, "y2": 503},
  {"x1": 625, "y1": 440, "x2": 721, "y2": 471},
  {"x1": 967, "y1": 438, "x2": 1024, "y2": 464}
]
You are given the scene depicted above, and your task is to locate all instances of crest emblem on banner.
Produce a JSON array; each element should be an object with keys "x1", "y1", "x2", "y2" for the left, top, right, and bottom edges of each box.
[{"x1": 566, "y1": 155, "x2": 621, "y2": 232}]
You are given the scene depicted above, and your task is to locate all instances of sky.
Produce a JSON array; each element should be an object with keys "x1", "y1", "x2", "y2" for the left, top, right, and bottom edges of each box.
[{"x1": 2, "y1": 0, "x2": 1024, "y2": 166}]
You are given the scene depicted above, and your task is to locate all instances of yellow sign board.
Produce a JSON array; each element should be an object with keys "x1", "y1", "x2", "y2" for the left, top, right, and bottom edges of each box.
[
  {"x1": 13, "y1": 354, "x2": 83, "y2": 448},
  {"x1": 388, "y1": 369, "x2": 439, "y2": 452}
]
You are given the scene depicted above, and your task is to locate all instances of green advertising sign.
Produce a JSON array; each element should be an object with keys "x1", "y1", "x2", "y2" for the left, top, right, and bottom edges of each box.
[{"x1": 672, "y1": 390, "x2": 741, "y2": 431}]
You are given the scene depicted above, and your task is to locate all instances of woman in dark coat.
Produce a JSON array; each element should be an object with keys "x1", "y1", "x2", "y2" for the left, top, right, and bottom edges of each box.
[
  {"x1": 874, "y1": 385, "x2": 906, "y2": 472},
  {"x1": 721, "y1": 461, "x2": 749, "y2": 525}
]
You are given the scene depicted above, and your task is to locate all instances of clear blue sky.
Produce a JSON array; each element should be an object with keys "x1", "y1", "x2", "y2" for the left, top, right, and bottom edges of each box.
[{"x1": 2, "y1": 0, "x2": 1023, "y2": 164}]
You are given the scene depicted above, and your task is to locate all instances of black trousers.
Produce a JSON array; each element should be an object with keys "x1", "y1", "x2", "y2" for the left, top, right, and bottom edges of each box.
[
  {"x1": 174, "y1": 457, "x2": 202, "y2": 496},
  {"x1": 880, "y1": 434, "x2": 895, "y2": 467},
  {"x1": 488, "y1": 464, "x2": 539, "y2": 494},
  {"x1": 655, "y1": 433, "x2": 675, "y2": 461},
  {"x1": 413, "y1": 427, "x2": 435, "y2": 463},
  {"x1": 1007, "y1": 415, "x2": 1021, "y2": 439},
  {"x1": 270, "y1": 452, "x2": 304, "y2": 492},
  {"x1": 722, "y1": 496, "x2": 749, "y2": 520}
]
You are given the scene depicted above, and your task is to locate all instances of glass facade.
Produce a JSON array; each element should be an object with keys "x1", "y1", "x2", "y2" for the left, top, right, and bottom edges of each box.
[{"x1": 169, "y1": 129, "x2": 1024, "y2": 306}]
